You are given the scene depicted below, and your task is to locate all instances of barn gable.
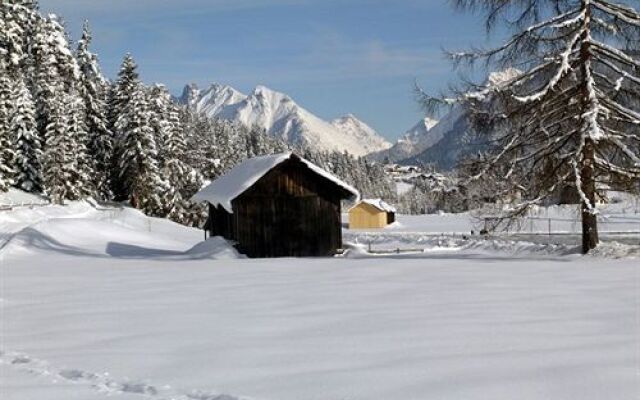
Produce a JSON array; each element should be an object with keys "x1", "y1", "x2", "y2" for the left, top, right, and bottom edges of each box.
[
  {"x1": 192, "y1": 152, "x2": 358, "y2": 213},
  {"x1": 350, "y1": 202, "x2": 383, "y2": 216},
  {"x1": 350, "y1": 199, "x2": 396, "y2": 214}
]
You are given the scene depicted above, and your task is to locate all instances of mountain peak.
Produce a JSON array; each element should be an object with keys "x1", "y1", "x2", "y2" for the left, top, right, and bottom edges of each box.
[
  {"x1": 179, "y1": 83, "x2": 200, "y2": 105},
  {"x1": 252, "y1": 85, "x2": 294, "y2": 105},
  {"x1": 331, "y1": 115, "x2": 391, "y2": 152},
  {"x1": 204, "y1": 83, "x2": 244, "y2": 97}
]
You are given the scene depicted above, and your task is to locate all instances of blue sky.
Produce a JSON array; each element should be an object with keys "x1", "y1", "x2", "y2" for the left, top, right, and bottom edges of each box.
[{"x1": 39, "y1": 0, "x2": 496, "y2": 140}]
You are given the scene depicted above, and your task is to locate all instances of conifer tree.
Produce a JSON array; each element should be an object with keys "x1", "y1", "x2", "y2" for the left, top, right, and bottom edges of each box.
[
  {"x1": 0, "y1": 0, "x2": 28, "y2": 73},
  {"x1": 65, "y1": 89, "x2": 93, "y2": 199},
  {"x1": 110, "y1": 54, "x2": 141, "y2": 199},
  {"x1": 117, "y1": 82, "x2": 166, "y2": 214},
  {"x1": 0, "y1": 62, "x2": 16, "y2": 191},
  {"x1": 31, "y1": 15, "x2": 75, "y2": 137},
  {"x1": 42, "y1": 93, "x2": 73, "y2": 204},
  {"x1": 148, "y1": 84, "x2": 183, "y2": 167},
  {"x1": 77, "y1": 21, "x2": 112, "y2": 199},
  {"x1": 12, "y1": 76, "x2": 41, "y2": 192},
  {"x1": 33, "y1": 15, "x2": 86, "y2": 202},
  {"x1": 110, "y1": 54, "x2": 139, "y2": 132},
  {"x1": 162, "y1": 101, "x2": 204, "y2": 223},
  {"x1": 423, "y1": 0, "x2": 640, "y2": 253}
]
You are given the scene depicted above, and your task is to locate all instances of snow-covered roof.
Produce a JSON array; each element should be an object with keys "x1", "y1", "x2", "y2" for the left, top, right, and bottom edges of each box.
[
  {"x1": 192, "y1": 152, "x2": 359, "y2": 213},
  {"x1": 351, "y1": 199, "x2": 396, "y2": 213}
]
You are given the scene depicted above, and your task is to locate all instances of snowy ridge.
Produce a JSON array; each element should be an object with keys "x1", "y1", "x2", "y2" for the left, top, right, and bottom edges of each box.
[
  {"x1": 370, "y1": 116, "x2": 445, "y2": 162},
  {"x1": 182, "y1": 83, "x2": 392, "y2": 156},
  {"x1": 401, "y1": 117, "x2": 440, "y2": 148},
  {"x1": 329, "y1": 114, "x2": 392, "y2": 155},
  {"x1": 371, "y1": 110, "x2": 463, "y2": 164}
]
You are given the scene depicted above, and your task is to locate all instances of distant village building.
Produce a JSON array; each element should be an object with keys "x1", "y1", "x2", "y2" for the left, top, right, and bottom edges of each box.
[
  {"x1": 348, "y1": 199, "x2": 396, "y2": 229},
  {"x1": 384, "y1": 164, "x2": 422, "y2": 176},
  {"x1": 193, "y1": 153, "x2": 359, "y2": 258}
]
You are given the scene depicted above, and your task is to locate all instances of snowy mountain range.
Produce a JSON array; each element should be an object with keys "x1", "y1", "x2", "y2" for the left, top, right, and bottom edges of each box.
[
  {"x1": 371, "y1": 106, "x2": 469, "y2": 169},
  {"x1": 372, "y1": 68, "x2": 522, "y2": 169},
  {"x1": 370, "y1": 117, "x2": 442, "y2": 162},
  {"x1": 180, "y1": 84, "x2": 392, "y2": 156}
]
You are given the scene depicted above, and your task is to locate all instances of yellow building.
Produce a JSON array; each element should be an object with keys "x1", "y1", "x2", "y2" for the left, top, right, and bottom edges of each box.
[{"x1": 348, "y1": 199, "x2": 396, "y2": 229}]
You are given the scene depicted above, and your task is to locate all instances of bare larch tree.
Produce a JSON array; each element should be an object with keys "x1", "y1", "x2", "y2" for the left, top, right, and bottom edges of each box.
[{"x1": 424, "y1": 0, "x2": 640, "y2": 253}]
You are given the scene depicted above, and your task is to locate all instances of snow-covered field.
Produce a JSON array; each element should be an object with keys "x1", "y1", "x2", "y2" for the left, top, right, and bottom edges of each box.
[{"x1": 1, "y1": 199, "x2": 639, "y2": 400}]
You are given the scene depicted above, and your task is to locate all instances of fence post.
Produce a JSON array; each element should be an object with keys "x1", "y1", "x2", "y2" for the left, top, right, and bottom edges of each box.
[
  {"x1": 548, "y1": 218, "x2": 551, "y2": 236},
  {"x1": 530, "y1": 218, "x2": 534, "y2": 233}
]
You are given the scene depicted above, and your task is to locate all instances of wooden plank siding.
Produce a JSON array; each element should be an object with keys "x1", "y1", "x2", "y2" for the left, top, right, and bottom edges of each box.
[
  {"x1": 207, "y1": 204, "x2": 235, "y2": 240},
  {"x1": 348, "y1": 202, "x2": 389, "y2": 229}
]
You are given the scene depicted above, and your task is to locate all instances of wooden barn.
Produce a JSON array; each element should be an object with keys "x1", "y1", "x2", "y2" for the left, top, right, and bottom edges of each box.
[
  {"x1": 193, "y1": 153, "x2": 359, "y2": 258},
  {"x1": 348, "y1": 199, "x2": 396, "y2": 229}
]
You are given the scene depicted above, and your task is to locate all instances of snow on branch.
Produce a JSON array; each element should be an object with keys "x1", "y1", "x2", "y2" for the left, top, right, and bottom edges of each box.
[{"x1": 592, "y1": 0, "x2": 640, "y2": 27}]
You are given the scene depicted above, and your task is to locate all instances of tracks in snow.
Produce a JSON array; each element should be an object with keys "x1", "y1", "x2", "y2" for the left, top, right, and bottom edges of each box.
[{"x1": 0, "y1": 350, "x2": 248, "y2": 400}]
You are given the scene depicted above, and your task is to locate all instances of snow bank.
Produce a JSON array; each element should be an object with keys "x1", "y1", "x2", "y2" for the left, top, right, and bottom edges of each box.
[
  {"x1": 0, "y1": 198, "x2": 242, "y2": 261},
  {"x1": 3, "y1": 217, "x2": 192, "y2": 259},
  {"x1": 343, "y1": 236, "x2": 580, "y2": 258},
  {"x1": 184, "y1": 237, "x2": 243, "y2": 259},
  {"x1": 0, "y1": 198, "x2": 204, "y2": 260},
  {"x1": 0, "y1": 188, "x2": 48, "y2": 207},
  {"x1": 590, "y1": 241, "x2": 640, "y2": 259}
]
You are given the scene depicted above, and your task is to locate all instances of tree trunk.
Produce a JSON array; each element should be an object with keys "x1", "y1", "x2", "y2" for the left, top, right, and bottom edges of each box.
[
  {"x1": 580, "y1": 138, "x2": 599, "y2": 254},
  {"x1": 578, "y1": 0, "x2": 599, "y2": 254}
]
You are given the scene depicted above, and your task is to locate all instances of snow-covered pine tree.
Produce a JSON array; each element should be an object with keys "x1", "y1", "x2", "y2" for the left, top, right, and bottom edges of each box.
[
  {"x1": 33, "y1": 14, "x2": 89, "y2": 202},
  {"x1": 31, "y1": 15, "x2": 57, "y2": 136},
  {"x1": 110, "y1": 54, "x2": 139, "y2": 131},
  {"x1": 148, "y1": 84, "x2": 176, "y2": 166},
  {"x1": 65, "y1": 88, "x2": 94, "y2": 199},
  {"x1": 31, "y1": 15, "x2": 76, "y2": 140},
  {"x1": 422, "y1": 0, "x2": 640, "y2": 253},
  {"x1": 0, "y1": 0, "x2": 30, "y2": 73},
  {"x1": 161, "y1": 100, "x2": 204, "y2": 224},
  {"x1": 5, "y1": 0, "x2": 40, "y2": 91},
  {"x1": 1, "y1": 0, "x2": 40, "y2": 192},
  {"x1": 0, "y1": 61, "x2": 16, "y2": 191},
  {"x1": 42, "y1": 92, "x2": 73, "y2": 204},
  {"x1": 182, "y1": 107, "x2": 210, "y2": 173},
  {"x1": 110, "y1": 53, "x2": 141, "y2": 199},
  {"x1": 12, "y1": 75, "x2": 42, "y2": 192},
  {"x1": 116, "y1": 82, "x2": 166, "y2": 215},
  {"x1": 76, "y1": 21, "x2": 113, "y2": 200}
]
